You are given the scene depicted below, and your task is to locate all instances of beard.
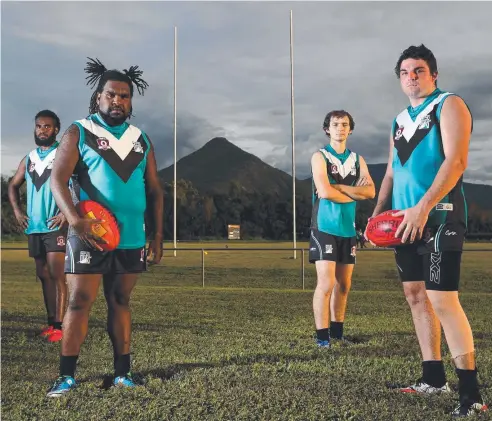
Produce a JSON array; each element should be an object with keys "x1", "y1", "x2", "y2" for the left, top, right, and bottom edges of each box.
[
  {"x1": 34, "y1": 132, "x2": 57, "y2": 147},
  {"x1": 99, "y1": 106, "x2": 129, "y2": 126}
]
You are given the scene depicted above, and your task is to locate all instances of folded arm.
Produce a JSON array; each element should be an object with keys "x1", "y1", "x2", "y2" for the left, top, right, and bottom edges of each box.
[
  {"x1": 311, "y1": 152, "x2": 354, "y2": 203},
  {"x1": 332, "y1": 156, "x2": 376, "y2": 201}
]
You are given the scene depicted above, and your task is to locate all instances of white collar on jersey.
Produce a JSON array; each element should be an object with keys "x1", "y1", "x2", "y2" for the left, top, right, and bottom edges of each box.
[
  {"x1": 76, "y1": 118, "x2": 143, "y2": 161},
  {"x1": 28, "y1": 148, "x2": 57, "y2": 176},
  {"x1": 395, "y1": 92, "x2": 452, "y2": 142},
  {"x1": 319, "y1": 148, "x2": 357, "y2": 179}
]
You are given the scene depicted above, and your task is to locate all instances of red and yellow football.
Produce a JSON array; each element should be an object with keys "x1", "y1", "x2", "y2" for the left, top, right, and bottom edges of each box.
[
  {"x1": 76, "y1": 200, "x2": 120, "y2": 251},
  {"x1": 365, "y1": 210, "x2": 404, "y2": 248}
]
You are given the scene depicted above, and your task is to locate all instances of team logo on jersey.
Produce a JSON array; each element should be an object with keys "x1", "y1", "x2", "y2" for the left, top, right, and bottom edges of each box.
[
  {"x1": 29, "y1": 162, "x2": 36, "y2": 172},
  {"x1": 133, "y1": 140, "x2": 144, "y2": 154},
  {"x1": 394, "y1": 126, "x2": 404, "y2": 141},
  {"x1": 350, "y1": 166, "x2": 356, "y2": 176},
  {"x1": 57, "y1": 236, "x2": 65, "y2": 246},
  {"x1": 47, "y1": 159, "x2": 55, "y2": 170},
  {"x1": 331, "y1": 164, "x2": 339, "y2": 175},
  {"x1": 97, "y1": 137, "x2": 112, "y2": 151},
  {"x1": 350, "y1": 246, "x2": 357, "y2": 257},
  {"x1": 418, "y1": 114, "x2": 431, "y2": 130}
]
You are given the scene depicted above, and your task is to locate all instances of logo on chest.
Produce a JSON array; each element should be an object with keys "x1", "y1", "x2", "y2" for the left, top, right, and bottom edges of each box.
[
  {"x1": 132, "y1": 140, "x2": 144, "y2": 153},
  {"x1": 395, "y1": 126, "x2": 404, "y2": 141},
  {"x1": 329, "y1": 163, "x2": 356, "y2": 179},
  {"x1": 29, "y1": 162, "x2": 36, "y2": 173},
  {"x1": 97, "y1": 137, "x2": 112, "y2": 151},
  {"x1": 418, "y1": 114, "x2": 431, "y2": 130}
]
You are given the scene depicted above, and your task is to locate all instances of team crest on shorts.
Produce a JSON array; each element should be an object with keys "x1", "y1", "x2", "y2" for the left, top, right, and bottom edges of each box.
[
  {"x1": 325, "y1": 244, "x2": 333, "y2": 254},
  {"x1": 97, "y1": 137, "x2": 112, "y2": 151},
  {"x1": 56, "y1": 236, "x2": 65, "y2": 246},
  {"x1": 78, "y1": 251, "x2": 92, "y2": 264},
  {"x1": 140, "y1": 248, "x2": 145, "y2": 262},
  {"x1": 350, "y1": 246, "x2": 357, "y2": 257}
]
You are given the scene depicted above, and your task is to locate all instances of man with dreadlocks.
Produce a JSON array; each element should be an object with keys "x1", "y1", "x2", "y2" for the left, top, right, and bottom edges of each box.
[{"x1": 47, "y1": 58, "x2": 163, "y2": 397}]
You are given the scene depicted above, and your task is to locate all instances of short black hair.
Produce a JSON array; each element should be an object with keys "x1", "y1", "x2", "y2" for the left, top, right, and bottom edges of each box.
[
  {"x1": 323, "y1": 110, "x2": 355, "y2": 135},
  {"x1": 394, "y1": 44, "x2": 438, "y2": 78},
  {"x1": 34, "y1": 110, "x2": 60, "y2": 131}
]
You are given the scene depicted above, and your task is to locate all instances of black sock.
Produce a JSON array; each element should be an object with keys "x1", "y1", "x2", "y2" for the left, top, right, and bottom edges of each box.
[
  {"x1": 53, "y1": 322, "x2": 62, "y2": 330},
  {"x1": 330, "y1": 322, "x2": 344, "y2": 339},
  {"x1": 48, "y1": 317, "x2": 55, "y2": 327},
  {"x1": 422, "y1": 360, "x2": 446, "y2": 388},
  {"x1": 60, "y1": 355, "x2": 78, "y2": 378},
  {"x1": 316, "y1": 328, "x2": 330, "y2": 341},
  {"x1": 114, "y1": 354, "x2": 131, "y2": 377},
  {"x1": 456, "y1": 368, "x2": 481, "y2": 403}
]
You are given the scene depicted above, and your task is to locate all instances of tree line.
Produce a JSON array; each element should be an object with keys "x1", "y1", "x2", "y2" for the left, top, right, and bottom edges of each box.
[{"x1": 2, "y1": 176, "x2": 492, "y2": 240}]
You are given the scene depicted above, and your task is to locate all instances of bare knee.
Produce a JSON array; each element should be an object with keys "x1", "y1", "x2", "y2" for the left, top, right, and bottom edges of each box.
[
  {"x1": 54, "y1": 276, "x2": 67, "y2": 288},
  {"x1": 109, "y1": 290, "x2": 131, "y2": 308},
  {"x1": 35, "y1": 263, "x2": 49, "y2": 282},
  {"x1": 403, "y1": 283, "x2": 428, "y2": 308},
  {"x1": 336, "y1": 280, "x2": 351, "y2": 295},
  {"x1": 68, "y1": 291, "x2": 95, "y2": 312},
  {"x1": 316, "y1": 278, "x2": 335, "y2": 295},
  {"x1": 427, "y1": 292, "x2": 460, "y2": 318}
]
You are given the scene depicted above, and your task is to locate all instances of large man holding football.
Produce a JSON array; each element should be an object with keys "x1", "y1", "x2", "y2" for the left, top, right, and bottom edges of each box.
[
  {"x1": 47, "y1": 58, "x2": 163, "y2": 396},
  {"x1": 369, "y1": 44, "x2": 486, "y2": 417}
]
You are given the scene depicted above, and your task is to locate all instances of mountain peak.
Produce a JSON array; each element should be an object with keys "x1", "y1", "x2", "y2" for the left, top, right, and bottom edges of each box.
[
  {"x1": 158, "y1": 137, "x2": 306, "y2": 196},
  {"x1": 207, "y1": 137, "x2": 231, "y2": 146}
]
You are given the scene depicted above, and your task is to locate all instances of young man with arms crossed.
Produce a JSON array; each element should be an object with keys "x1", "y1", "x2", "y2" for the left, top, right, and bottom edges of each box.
[{"x1": 310, "y1": 110, "x2": 375, "y2": 348}]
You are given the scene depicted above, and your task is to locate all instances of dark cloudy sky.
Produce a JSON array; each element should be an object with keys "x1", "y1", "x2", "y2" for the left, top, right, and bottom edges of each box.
[{"x1": 2, "y1": 1, "x2": 491, "y2": 184}]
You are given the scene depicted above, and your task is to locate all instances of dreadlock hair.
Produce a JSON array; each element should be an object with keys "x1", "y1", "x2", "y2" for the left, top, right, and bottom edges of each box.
[
  {"x1": 84, "y1": 57, "x2": 149, "y2": 117},
  {"x1": 34, "y1": 110, "x2": 61, "y2": 131}
]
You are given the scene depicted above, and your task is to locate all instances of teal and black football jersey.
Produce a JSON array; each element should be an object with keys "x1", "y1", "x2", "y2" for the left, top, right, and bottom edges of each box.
[
  {"x1": 70, "y1": 113, "x2": 150, "y2": 249},
  {"x1": 392, "y1": 89, "x2": 469, "y2": 227},
  {"x1": 25, "y1": 142, "x2": 61, "y2": 234},
  {"x1": 311, "y1": 145, "x2": 360, "y2": 237}
]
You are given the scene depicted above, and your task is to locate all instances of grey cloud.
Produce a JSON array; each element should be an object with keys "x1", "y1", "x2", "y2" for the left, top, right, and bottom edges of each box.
[{"x1": 2, "y1": 1, "x2": 492, "y2": 186}]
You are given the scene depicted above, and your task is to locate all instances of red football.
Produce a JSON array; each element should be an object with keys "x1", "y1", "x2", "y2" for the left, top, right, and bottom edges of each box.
[
  {"x1": 76, "y1": 200, "x2": 120, "y2": 251},
  {"x1": 365, "y1": 210, "x2": 404, "y2": 247}
]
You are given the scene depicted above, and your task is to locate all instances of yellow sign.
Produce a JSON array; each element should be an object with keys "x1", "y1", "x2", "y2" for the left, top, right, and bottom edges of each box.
[{"x1": 228, "y1": 225, "x2": 240, "y2": 240}]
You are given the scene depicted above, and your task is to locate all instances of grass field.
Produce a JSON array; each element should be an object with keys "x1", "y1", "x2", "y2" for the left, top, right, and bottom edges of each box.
[{"x1": 2, "y1": 242, "x2": 491, "y2": 420}]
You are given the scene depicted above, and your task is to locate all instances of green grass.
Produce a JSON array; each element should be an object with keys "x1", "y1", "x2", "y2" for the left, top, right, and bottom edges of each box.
[{"x1": 2, "y1": 243, "x2": 491, "y2": 420}]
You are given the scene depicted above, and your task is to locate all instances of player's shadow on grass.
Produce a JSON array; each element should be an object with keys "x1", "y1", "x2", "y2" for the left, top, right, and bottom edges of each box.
[
  {"x1": 1, "y1": 312, "x2": 47, "y2": 325},
  {"x1": 135, "y1": 352, "x2": 344, "y2": 384},
  {"x1": 1, "y1": 325, "x2": 44, "y2": 338}
]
